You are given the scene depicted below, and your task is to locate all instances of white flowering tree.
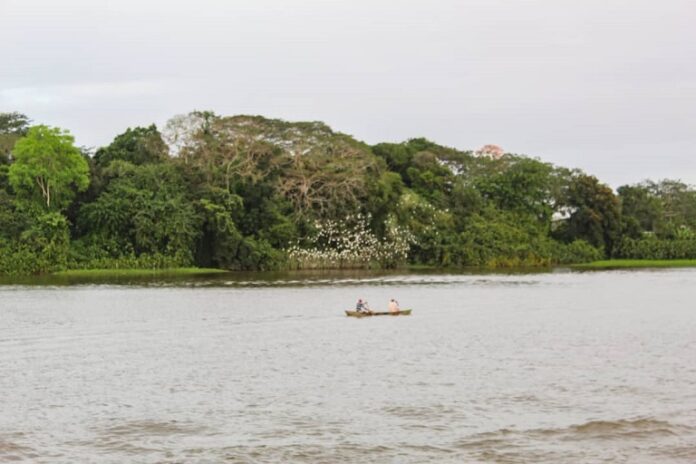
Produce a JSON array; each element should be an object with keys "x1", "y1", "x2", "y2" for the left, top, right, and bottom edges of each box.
[{"x1": 287, "y1": 213, "x2": 415, "y2": 269}]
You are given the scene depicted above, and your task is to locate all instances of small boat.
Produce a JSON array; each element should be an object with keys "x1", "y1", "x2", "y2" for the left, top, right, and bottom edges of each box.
[{"x1": 345, "y1": 309, "x2": 412, "y2": 318}]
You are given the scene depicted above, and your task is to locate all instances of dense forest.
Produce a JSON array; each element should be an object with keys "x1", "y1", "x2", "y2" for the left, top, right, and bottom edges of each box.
[{"x1": 1, "y1": 110, "x2": 695, "y2": 275}]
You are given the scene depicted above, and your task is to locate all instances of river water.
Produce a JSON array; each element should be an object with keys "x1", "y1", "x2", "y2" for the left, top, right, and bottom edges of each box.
[{"x1": 1, "y1": 269, "x2": 696, "y2": 463}]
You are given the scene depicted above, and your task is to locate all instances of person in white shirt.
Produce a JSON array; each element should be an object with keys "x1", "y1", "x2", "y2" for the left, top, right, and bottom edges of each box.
[{"x1": 388, "y1": 298, "x2": 400, "y2": 313}]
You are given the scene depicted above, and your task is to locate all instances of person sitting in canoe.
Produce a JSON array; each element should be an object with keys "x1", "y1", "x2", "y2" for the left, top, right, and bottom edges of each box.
[
  {"x1": 388, "y1": 298, "x2": 400, "y2": 313},
  {"x1": 355, "y1": 299, "x2": 371, "y2": 314}
]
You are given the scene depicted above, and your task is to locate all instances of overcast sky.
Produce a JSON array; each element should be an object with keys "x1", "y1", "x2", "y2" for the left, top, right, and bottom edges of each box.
[{"x1": 1, "y1": 0, "x2": 694, "y2": 187}]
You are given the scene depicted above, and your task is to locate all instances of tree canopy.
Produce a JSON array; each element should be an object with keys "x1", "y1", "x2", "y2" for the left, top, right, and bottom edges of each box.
[
  {"x1": 8, "y1": 125, "x2": 89, "y2": 210},
  {"x1": 0, "y1": 110, "x2": 695, "y2": 275},
  {"x1": 0, "y1": 111, "x2": 31, "y2": 163},
  {"x1": 93, "y1": 124, "x2": 168, "y2": 167}
]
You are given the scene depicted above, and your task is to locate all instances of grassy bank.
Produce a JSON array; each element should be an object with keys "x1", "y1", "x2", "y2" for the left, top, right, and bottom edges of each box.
[
  {"x1": 53, "y1": 267, "x2": 228, "y2": 278},
  {"x1": 573, "y1": 259, "x2": 696, "y2": 270}
]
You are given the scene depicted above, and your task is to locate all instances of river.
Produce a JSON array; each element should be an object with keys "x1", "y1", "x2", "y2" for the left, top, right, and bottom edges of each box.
[{"x1": 1, "y1": 269, "x2": 695, "y2": 463}]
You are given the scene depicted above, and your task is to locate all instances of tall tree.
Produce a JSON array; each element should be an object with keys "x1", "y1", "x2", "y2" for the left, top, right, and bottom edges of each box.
[
  {"x1": 0, "y1": 112, "x2": 31, "y2": 163},
  {"x1": 78, "y1": 161, "x2": 200, "y2": 260},
  {"x1": 556, "y1": 174, "x2": 621, "y2": 255},
  {"x1": 651, "y1": 180, "x2": 696, "y2": 233},
  {"x1": 617, "y1": 184, "x2": 663, "y2": 238},
  {"x1": 93, "y1": 125, "x2": 168, "y2": 167},
  {"x1": 475, "y1": 157, "x2": 555, "y2": 225},
  {"x1": 8, "y1": 125, "x2": 90, "y2": 210}
]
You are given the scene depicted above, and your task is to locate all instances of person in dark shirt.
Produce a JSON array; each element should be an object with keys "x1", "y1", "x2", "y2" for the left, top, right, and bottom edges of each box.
[{"x1": 355, "y1": 299, "x2": 371, "y2": 313}]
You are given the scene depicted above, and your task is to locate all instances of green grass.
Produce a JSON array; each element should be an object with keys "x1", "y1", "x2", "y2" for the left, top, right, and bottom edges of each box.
[
  {"x1": 53, "y1": 267, "x2": 228, "y2": 278},
  {"x1": 572, "y1": 259, "x2": 696, "y2": 270},
  {"x1": 405, "y1": 264, "x2": 438, "y2": 271}
]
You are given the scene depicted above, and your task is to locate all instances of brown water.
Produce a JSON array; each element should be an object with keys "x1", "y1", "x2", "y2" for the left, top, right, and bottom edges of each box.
[{"x1": 1, "y1": 269, "x2": 696, "y2": 463}]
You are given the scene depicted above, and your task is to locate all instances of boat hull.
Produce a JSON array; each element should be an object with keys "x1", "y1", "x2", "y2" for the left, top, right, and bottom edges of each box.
[{"x1": 345, "y1": 309, "x2": 412, "y2": 318}]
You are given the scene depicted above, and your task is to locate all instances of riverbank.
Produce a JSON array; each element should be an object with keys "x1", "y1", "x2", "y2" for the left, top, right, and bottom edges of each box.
[
  {"x1": 573, "y1": 259, "x2": 696, "y2": 270},
  {"x1": 18, "y1": 261, "x2": 696, "y2": 278},
  {"x1": 3, "y1": 261, "x2": 696, "y2": 284},
  {"x1": 53, "y1": 267, "x2": 228, "y2": 278}
]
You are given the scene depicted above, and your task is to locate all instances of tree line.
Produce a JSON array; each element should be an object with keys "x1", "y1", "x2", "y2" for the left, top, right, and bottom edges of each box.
[{"x1": 1, "y1": 110, "x2": 695, "y2": 275}]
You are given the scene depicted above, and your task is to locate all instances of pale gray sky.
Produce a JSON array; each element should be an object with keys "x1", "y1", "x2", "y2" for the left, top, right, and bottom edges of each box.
[{"x1": 1, "y1": 0, "x2": 694, "y2": 186}]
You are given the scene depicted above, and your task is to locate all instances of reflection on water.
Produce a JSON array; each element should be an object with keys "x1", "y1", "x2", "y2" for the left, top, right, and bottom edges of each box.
[
  {"x1": 1, "y1": 269, "x2": 696, "y2": 463},
  {"x1": 0, "y1": 267, "x2": 558, "y2": 288}
]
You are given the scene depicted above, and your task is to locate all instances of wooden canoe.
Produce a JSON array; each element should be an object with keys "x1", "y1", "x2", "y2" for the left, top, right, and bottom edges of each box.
[{"x1": 345, "y1": 309, "x2": 412, "y2": 318}]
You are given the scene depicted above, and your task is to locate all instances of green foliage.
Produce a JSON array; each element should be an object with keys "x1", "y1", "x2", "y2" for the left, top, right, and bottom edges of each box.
[
  {"x1": 399, "y1": 194, "x2": 455, "y2": 266},
  {"x1": 195, "y1": 187, "x2": 244, "y2": 268},
  {"x1": 616, "y1": 180, "x2": 696, "y2": 240},
  {"x1": 0, "y1": 112, "x2": 31, "y2": 135},
  {"x1": 9, "y1": 125, "x2": 89, "y2": 210},
  {"x1": 0, "y1": 112, "x2": 692, "y2": 275},
  {"x1": 68, "y1": 250, "x2": 191, "y2": 271},
  {"x1": 553, "y1": 240, "x2": 603, "y2": 264},
  {"x1": 618, "y1": 184, "x2": 663, "y2": 238},
  {"x1": 93, "y1": 125, "x2": 168, "y2": 167},
  {"x1": 614, "y1": 236, "x2": 696, "y2": 260},
  {"x1": 0, "y1": 211, "x2": 71, "y2": 275},
  {"x1": 77, "y1": 161, "x2": 200, "y2": 262},
  {"x1": 453, "y1": 208, "x2": 559, "y2": 267},
  {"x1": 449, "y1": 181, "x2": 484, "y2": 229},
  {"x1": 554, "y1": 174, "x2": 621, "y2": 255},
  {"x1": 372, "y1": 142, "x2": 413, "y2": 176},
  {"x1": 474, "y1": 157, "x2": 555, "y2": 224},
  {"x1": 365, "y1": 171, "x2": 405, "y2": 233},
  {"x1": 0, "y1": 188, "x2": 22, "y2": 240},
  {"x1": 374, "y1": 139, "x2": 456, "y2": 208},
  {"x1": 0, "y1": 112, "x2": 31, "y2": 163},
  {"x1": 648, "y1": 180, "x2": 696, "y2": 236},
  {"x1": 233, "y1": 237, "x2": 286, "y2": 271}
]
